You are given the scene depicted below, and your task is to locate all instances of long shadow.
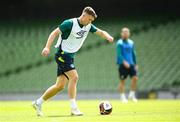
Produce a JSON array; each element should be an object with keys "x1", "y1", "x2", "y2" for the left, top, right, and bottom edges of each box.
[{"x1": 47, "y1": 115, "x2": 82, "y2": 118}]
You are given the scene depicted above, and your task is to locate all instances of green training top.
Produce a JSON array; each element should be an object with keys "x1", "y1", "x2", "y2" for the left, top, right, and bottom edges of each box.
[{"x1": 58, "y1": 18, "x2": 97, "y2": 40}]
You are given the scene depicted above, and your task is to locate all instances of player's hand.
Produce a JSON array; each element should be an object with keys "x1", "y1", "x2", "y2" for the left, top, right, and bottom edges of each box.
[
  {"x1": 123, "y1": 61, "x2": 130, "y2": 69},
  {"x1": 41, "y1": 47, "x2": 50, "y2": 57},
  {"x1": 135, "y1": 65, "x2": 138, "y2": 71},
  {"x1": 107, "y1": 36, "x2": 114, "y2": 43}
]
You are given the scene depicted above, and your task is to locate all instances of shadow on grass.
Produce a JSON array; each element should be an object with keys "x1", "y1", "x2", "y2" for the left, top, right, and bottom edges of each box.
[{"x1": 46, "y1": 115, "x2": 82, "y2": 118}]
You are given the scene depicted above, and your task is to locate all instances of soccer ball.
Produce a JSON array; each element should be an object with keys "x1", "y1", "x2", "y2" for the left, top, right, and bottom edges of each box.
[{"x1": 99, "y1": 101, "x2": 112, "y2": 115}]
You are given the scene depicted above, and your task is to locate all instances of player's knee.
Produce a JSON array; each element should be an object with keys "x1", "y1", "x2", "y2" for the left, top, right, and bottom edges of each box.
[
  {"x1": 133, "y1": 76, "x2": 138, "y2": 81},
  {"x1": 120, "y1": 80, "x2": 125, "y2": 84},
  {"x1": 70, "y1": 75, "x2": 79, "y2": 83}
]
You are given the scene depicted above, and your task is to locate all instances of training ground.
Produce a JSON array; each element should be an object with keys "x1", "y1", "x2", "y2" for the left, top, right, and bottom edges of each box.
[{"x1": 0, "y1": 100, "x2": 179, "y2": 122}]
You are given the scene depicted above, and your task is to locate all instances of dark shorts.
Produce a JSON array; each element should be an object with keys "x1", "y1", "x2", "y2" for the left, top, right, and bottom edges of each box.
[
  {"x1": 118, "y1": 64, "x2": 137, "y2": 80},
  {"x1": 55, "y1": 50, "x2": 75, "y2": 77}
]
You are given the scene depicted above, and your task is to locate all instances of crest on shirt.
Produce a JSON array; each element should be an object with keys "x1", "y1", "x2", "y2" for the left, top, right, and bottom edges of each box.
[{"x1": 76, "y1": 30, "x2": 87, "y2": 39}]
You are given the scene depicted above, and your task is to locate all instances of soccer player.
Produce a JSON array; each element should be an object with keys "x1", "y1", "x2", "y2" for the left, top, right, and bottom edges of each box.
[
  {"x1": 116, "y1": 27, "x2": 138, "y2": 103},
  {"x1": 32, "y1": 6, "x2": 113, "y2": 116}
]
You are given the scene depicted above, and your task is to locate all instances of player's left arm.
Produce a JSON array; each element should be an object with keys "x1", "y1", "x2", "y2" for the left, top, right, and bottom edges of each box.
[
  {"x1": 95, "y1": 28, "x2": 114, "y2": 43},
  {"x1": 132, "y1": 45, "x2": 138, "y2": 71},
  {"x1": 90, "y1": 24, "x2": 113, "y2": 42}
]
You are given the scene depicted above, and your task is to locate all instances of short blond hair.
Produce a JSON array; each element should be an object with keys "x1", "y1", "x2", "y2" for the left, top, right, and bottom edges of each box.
[
  {"x1": 122, "y1": 27, "x2": 130, "y2": 32},
  {"x1": 83, "y1": 6, "x2": 97, "y2": 19}
]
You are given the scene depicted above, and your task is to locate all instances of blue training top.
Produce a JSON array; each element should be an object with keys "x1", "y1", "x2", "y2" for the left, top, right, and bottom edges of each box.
[{"x1": 116, "y1": 39, "x2": 137, "y2": 65}]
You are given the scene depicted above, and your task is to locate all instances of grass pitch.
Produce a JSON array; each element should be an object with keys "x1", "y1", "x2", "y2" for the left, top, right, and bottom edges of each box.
[{"x1": 0, "y1": 100, "x2": 179, "y2": 122}]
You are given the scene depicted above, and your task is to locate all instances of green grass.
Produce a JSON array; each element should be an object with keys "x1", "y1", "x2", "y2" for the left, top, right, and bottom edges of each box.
[{"x1": 0, "y1": 100, "x2": 180, "y2": 122}]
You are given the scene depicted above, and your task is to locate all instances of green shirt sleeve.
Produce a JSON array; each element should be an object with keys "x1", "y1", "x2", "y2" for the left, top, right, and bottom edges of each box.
[
  {"x1": 116, "y1": 43, "x2": 124, "y2": 64},
  {"x1": 58, "y1": 19, "x2": 73, "y2": 34},
  {"x1": 132, "y1": 46, "x2": 137, "y2": 64},
  {"x1": 58, "y1": 19, "x2": 73, "y2": 39},
  {"x1": 90, "y1": 24, "x2": 97, "y2": 33}
]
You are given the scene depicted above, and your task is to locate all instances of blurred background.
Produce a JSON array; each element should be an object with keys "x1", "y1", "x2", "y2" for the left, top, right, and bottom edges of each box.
[{"x1": 0, "y1": 0, "x2": 180, "y2": 100}]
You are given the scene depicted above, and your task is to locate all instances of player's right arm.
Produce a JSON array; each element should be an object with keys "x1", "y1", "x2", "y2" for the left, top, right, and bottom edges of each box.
[
  {"x1": 123, "y1": 60, "x2": 130, "y2": 69},
  {"x1": 42, "y1": 19, "x2": 72, "y2": 57},
  {"x1": 42, "y1": 28, "x2": 61, "y2": 57},
  {"x1": 116, "y1": 43, "x2": 123, "y2": 64},
  {"x1": 116, "y1": 42, "x2": 130, "y2": 68}
]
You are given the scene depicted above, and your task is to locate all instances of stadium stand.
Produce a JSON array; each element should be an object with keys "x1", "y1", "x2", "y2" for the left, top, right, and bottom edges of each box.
[{"x1": 0, "y1": 16, "x2": 179, "y2": 93}]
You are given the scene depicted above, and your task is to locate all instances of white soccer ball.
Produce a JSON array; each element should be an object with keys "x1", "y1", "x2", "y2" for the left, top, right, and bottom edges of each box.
[{"x1": 99, "y1": 101, "x2": 112, "y2": 115}]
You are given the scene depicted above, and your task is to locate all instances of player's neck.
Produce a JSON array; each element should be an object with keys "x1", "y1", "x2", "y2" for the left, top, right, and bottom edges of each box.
[
  {"x1": 78, "y1": 17, "x2": 83, "y2": 25},
  {"x1": 122, "y1": 38, "x2": 129, "y2": 41},
  {"x1": 77, "y1": 17, "x2": 84, "y2": 28}
]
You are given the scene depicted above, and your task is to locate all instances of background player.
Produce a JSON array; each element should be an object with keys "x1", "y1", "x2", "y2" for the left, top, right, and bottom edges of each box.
[
  {"x1": 32, "y1": 6, "x2": 113, "y2": 116},
  {"x1": 116, "y1": 27, "x2": 138, "y2": 103}
]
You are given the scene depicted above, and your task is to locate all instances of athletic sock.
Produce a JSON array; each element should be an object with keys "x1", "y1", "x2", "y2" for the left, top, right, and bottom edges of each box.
[
  {"x1": 120, "y1": 93, "x2": 126, "y2": 99},
  {"x1": 36, "y1": 97, "x2": 45, "y2": 105},
  {"x1": 70, "y1": 99, "x2": 77, "y2": 109},
  {"x1": 129, "y1": 91, "x2": 135, "y2": 97}
]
